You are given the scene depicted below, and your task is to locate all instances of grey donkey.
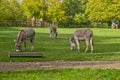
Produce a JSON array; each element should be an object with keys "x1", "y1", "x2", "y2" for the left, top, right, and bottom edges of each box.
[
  {"x1": 49, "y1": 24, "x2": 57, "y2": 39},
  {"x1": 14, "y1": 28, "x2": 35, "y2": 52},
  {"x1": 69, "y1": 29, "x2": 93, "y2": 53}
]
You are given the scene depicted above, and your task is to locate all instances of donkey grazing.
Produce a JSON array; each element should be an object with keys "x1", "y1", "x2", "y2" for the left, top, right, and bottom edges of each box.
[
  {"x1": 14, "y1": 28, "x2": 35, "y2": 52},
  {"x1": 49, "y1": 24, "x2": 57, "y2": 39},
  {"x1": 69, "y1": 29, "x2": 93, "y2": 53}
]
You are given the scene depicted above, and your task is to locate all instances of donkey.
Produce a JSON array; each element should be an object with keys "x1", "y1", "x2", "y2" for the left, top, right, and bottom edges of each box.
[
  {"x1": 49, "y1": 24, "x2": 57, "y2": 39},
  {"x1": 14, "y1": 28, "x2": 35, "y2": 52},
  {"x1": 69, "y1": 29, "x2": 93, "y2": 53}
]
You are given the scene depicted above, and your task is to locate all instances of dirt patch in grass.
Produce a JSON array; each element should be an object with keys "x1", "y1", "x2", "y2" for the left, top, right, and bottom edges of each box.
[{"x1": 0, "y1": 61, "x2": 120, "y2": 72}]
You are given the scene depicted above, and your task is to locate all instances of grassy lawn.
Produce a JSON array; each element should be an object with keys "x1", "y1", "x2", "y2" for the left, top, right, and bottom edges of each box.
[
  {"x1": 0, "y1": 27, "x2": 120, "y2": 61},
  {"x1": 0, "y1": 68, "x2": 120, "y2": 80},
  {"x1": 1, "y1": 27, "x2": 120, "y2": 79}
]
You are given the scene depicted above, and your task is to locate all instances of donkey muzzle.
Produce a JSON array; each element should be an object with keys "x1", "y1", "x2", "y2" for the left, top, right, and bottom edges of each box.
[{"x1": 16, "y1": 49, "x2": 20, "y2": 52}]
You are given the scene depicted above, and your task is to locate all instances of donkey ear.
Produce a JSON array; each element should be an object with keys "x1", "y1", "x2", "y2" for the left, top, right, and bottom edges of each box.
[{"x1": 14, "y1": 39, "x2": 16, "y2": 43}]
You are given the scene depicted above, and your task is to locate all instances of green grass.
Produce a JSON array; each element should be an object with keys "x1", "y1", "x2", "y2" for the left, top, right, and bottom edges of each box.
[
  {"x1": 1, "y1": 27, "x2": 120, "y2": 61},
  {"x1": 1, "y1": 27, "x2": 120, "y2": 79},
  {"x1": 0, "y1": 69, "x2": 120, "y2": 80}
]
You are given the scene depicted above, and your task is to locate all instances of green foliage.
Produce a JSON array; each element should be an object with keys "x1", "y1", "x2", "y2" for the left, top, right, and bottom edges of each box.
[
  {"x1": 58, "y1": 0, "x2": 88, "y2": 26},
  {"x1": 0, "y1": 69, "x2": 120, "y2": 80},
  {"x1": 74, "y1": 13, "x2": 88, "y2": 25},
  {"x1": 22, "y1": 0, "x2": 46, "y2": 19},
  {"x1": 1, "y1": 0, "x2": 120, "y2": 27},
  {"x1": 86, "y1": 0, "x2": 120, "y2": 21},
  {"x1": 46, "y1": 0, "x2": 67, "y2": 24},
  {"x1": 0, "y1": 0, "x2": 24, "y2": 21},
  {"x1": 62, "y1": 0, "x2": 87, "y2": 16},
  {"x1": 59, "y1": 0, "x2": 87, "y2": 27},
  {"x1": 0, "y1": 0, "x2": 87, "y2": 25}
]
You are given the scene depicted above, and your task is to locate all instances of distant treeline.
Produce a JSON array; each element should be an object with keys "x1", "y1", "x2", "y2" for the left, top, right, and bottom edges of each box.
[{"x1": 1, "y1": 0, "x2": 120, "y2": 28}]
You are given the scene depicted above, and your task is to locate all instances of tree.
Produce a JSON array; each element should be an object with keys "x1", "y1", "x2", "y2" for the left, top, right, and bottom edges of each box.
[
  {"x1": 9, "y1": 0, "x2": 25, "y2": 20},
  {"x1": 62, "y1": 0, "x2": 88, "y2": 26},
  {"x1": 0, "y1": 0, "x2": 24, "y2": 21},
  {"x1": 74, "y1": 13, "x2": 88, "y2": 25},
  {"x1": 22, "y1": 0, "x2": 46, "y2": 20},
  {"x1": 62, "y1": 0, "x2": 87, "y2": 17},
  {"x1": 46, "y1": 0, "x2": 66, "y2": 24},
  {"x1": 86, "y1": 0, "x2": 120, "y2": 27}
]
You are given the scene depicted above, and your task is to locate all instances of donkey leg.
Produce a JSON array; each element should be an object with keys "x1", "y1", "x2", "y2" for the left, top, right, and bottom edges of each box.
[
  {"x1": 24, "y1": 41, "x2": 26, "y2": 51},
  {"x1": 50, "y1": 31, "x2": 52, "y2": 38},
  {"x1": 75, "y1": 40, "x2": 80, "y2": 52},
  {"x1": 90, "y1": 37, "x2": 93, "y2": 53},
  {"x1": 53, "y1": 32, "x2": 57, "y2": 38},
  {"x1": 52, "y1": 33, "x2": 54, "y2": 38},
  {"x1": 55, "y1": 32, "x2": 57, "y2": 38},
  {"x1": 30, "y1": 39, "x2": 34, "y2": 51},
  {"x1": 50, "y1": 32, "x2": 54, "y2": 39},
  {"x1": 85, "y1": 40, "x2": 89, "y2": 53}
]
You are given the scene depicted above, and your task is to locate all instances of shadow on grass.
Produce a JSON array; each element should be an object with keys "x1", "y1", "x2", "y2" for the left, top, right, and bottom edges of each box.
[
  {"x1": 94, "y1": 36, "x2": 120, "y2": 53},
  {"x1": 94, "y1": 36, "x2": 120, "y2": 42},
  {"x1": 36, "y1": 33, "x2": 120, "y2": 53}
]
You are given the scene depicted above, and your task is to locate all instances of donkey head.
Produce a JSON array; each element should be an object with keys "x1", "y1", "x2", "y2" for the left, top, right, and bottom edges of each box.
[
  {"x1": 14, "y1": 40, "x2": 22, "y2": 52},
  {"x1": 69, "y1": 37, "x2": 76, "y2": 50}
]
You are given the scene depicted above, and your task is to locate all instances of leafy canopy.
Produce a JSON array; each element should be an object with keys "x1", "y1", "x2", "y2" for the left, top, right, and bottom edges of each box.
[{"x1": 86, "y1": 0, "x2": 120, "y2": 21}]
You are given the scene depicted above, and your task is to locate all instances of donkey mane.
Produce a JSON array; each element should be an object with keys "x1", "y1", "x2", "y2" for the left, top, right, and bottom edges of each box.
[{"x1": 17, "y1": 30, "x2": 26, "y2": 43}]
